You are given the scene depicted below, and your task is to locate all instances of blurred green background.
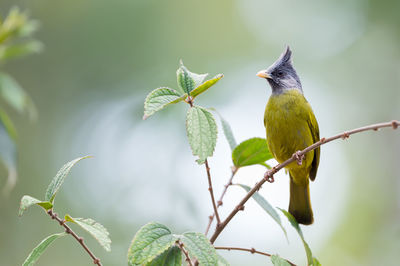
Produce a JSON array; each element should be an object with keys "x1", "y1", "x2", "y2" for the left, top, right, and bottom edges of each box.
[{"x1": 1, "y1": 0, "x2": 399, "y2": 265}]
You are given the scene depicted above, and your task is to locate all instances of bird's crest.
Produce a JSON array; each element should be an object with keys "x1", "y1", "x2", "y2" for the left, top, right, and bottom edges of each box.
[{"x1": 267, "y1": 46, "x2": 293, "y2": 73}]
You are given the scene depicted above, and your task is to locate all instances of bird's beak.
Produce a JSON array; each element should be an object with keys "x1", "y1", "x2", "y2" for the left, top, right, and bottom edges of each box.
[{"x1": 256, "y1": 70, "x2": 271, "y2": 79}]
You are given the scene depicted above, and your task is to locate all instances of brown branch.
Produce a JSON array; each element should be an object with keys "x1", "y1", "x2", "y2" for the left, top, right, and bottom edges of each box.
[
  {"x1": 205, "y1": 166, "x2": 238, "y2": 235},
  {"x1": 210, "y1": 120, "x2": 399, "y2": 243},
  {"x1": 215, "y1": 246, "x2": 296, "y2": 266},
  {"x1": 47, "y1": 209, "x2": 102, "y2": 266},
  {"x1": 205, "y1": 159, "x2": 221, "y2": 226},
  {"x1": 177, "y1": 240, "x2": 194, "y2": 266}
]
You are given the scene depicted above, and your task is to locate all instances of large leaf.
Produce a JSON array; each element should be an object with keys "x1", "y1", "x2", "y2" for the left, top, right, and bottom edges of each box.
[
  {"x1": 176, "y1": 61, "x2": 208, "y2": 94},
  {"x1": 232, "y1": 137, "x2": 273, "y2": 168},
  {"x1": 19, "y1": 195, "x2": 53, "y2": 216},
  {"x1": 279, "y1": 208, "x2": 314, "y2": 265},
  {"x1": 127, "y1": 222, "x2": 178, "y2": 266},
  {"x1": 143, "y1": 87, "x2": 186, "y2": 120},
  {"x1": 22, "y1": 233, "x2": 66, "y2": 266},
  {"x1": 270, "y1": 254, "x2": 291, "y2": 266},
  {"x1": 65, "y1": 215, "x2": 111, "y2": 252},
  {"x1": 186, "y1": 106, "x2": 217, "y2": 164},
  {"x1": 181, "y1": 232, "x2": 218, "y2": 266},
  {"x1": 146, "y1": 245, "x2": 182, "y2": 266},
  {"x1": 0, "y1": 110, "x2": 17, "y2": 194},
  {"x1": 0, "y1": 72, "x2": 37, "y2": 120},
  {"x1": 190, "y1": 74, "x2": 223, "y2": 99},
  {"x1": 237, "y1": 184, "x2": 287, "y2": 241},
  {"x1": 44, "y1": 156, "x2": 91, "y2": 203}
]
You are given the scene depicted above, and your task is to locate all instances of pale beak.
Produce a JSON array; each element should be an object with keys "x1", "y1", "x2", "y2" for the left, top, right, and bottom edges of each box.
[{"x1": 256, "y1": 70, "x2": 271, "y2": 79}]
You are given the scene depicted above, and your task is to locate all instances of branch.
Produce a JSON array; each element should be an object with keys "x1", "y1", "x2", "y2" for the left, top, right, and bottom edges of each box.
[
  {"x1": 210, "y1": 120, "x2": 399, "y2": 243},
  {"x1": 47, "y1": 209, "x2": 102, "y2": 266},
  {"x1": 204, "y1": 159, "x2": 221, "y2": 225},
  {"x1": 215, "y1": 246, "x2": 296, "y2": 266},
  {"x1": 205, "y1": 166, "x2": 238, "y2": 235},
  {"x1": 177, "y1": 240, "x2": 194, "y2": 266}
]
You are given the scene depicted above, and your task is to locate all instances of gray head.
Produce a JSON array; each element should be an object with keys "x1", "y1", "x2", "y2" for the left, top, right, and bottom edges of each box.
[{"x1": 256, "y1": 46, "x2": 302, "y2": 94}]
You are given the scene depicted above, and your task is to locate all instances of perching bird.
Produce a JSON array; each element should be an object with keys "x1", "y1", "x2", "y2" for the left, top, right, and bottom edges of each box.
[{"x1": 257, "y1": 46, "x2": 320, "y2": 225}]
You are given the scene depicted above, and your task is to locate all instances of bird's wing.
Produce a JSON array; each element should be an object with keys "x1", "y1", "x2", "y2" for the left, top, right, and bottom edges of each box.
[{"x1": 308, "y1": 110, "x2": 320, "y2": 181}]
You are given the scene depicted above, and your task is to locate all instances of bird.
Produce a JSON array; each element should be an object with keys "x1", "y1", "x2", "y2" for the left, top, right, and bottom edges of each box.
[{"x1": 256, "y1": 46, "x2": 320, "y2": 225}]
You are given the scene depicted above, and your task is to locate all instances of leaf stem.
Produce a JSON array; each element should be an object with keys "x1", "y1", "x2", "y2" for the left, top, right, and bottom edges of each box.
[
  {"x1": 209, "y1": 120, "x2": 399, "y2": 243},
  {"x1": 205, "y1": 159, "x2": 221, "y2": 226},
  {"x1": 47, "y1": 209, "x2": 102, "y2": 266},
  {"x1": 205, "y1": 166, "x2": 238, "y2": 235},
  {"x1": 215, "y1": 246, "x2": 296, "y2": 266},
  {"x1": 177, "y1": 240, "x2": 194, "y2": 266}
]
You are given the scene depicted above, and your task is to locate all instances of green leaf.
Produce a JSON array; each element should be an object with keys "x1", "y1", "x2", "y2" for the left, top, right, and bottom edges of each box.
[
  {"x1": 143, "y1": 87, "x2": 187, "y2": 120},
  {"x1": 312, "y1": 257, "x2": 321, "y2": 266},
  {"x1": 65, "y1": 215, "x2": 111, "y2": 252},
  {"x1": 176, "y1": 64, "x2": 196, "y2": 94},
  {"x1": 236, "y1": 184, "x2": 287, "y2": 241},
  {"x1": 22, "y1": 232, "x2": 66, "y2": 266},
  {"x1": 0, "y1": 40, "x2": 42, "y2": 62},
  {"x1": 217, "y1": 253, "x2": 230, "y2": 266},
  {"x1": 186, "y1": 106, "x2": 217, "y2": 163},
  {"x1": 127, "y1": 222, "x2": 178, "y2": 266},
  {"x1": 146, "y1": 245, "x2": 182, "y2": 266},
  {"x1": 0, "y1": 111, "x2": 17, "y2": 194},
  {"x1": 190, "y1": 74, "x2": 223, "y2": 99},
  {"x1": 0, "y1": 72, "x2": 37, "y2": 120},
  {"x1": 44, "y1": 156, "x2": 91, "y2": 203},
  {"x1": 232, "y1": 137, "x2": 273, "y2": 168},
  {"x1": 271, "y1": 254, "x2": 291, "y2": 266},
  {"x1": 19, "y1": 195, "x2": 53, "y2": 216},
  {"x1": 181, "y1": 232, "x2": 218, "y2": 266},
  {"x1": 279, "y1": 208, "x2": 313, "y2": 265},
  {"x1": 209, "y1": 109, "x2": 236, "y2": 151}
]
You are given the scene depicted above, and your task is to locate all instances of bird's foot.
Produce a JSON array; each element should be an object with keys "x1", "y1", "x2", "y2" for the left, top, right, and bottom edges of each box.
[{"x1": 293, "y1": 151, "x2": 304, "y2": 165}]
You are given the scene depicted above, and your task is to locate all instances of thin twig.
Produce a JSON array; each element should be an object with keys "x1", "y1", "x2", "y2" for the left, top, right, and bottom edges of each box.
[
  {"x1": 205, "y1": 166, "x2": 238, "y2": 235},
  {"x1": 205, "y1": 159, "x2": 221, "y2": 226},
  {"x1": 210, "y1": 120, "x2": 399, "y2": 243},
  {"x1": 47, "y1": 209, "x2": 102, "y2": 266},
  {"x1": 177, "y1": 240, "x2": 194, "y2": 266},
  {"x1": 215, "y1": 246, "x2": 296, "y2": 266}
]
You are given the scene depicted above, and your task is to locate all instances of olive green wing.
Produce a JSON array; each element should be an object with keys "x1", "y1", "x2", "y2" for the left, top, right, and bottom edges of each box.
[{"x1": 308, "y1": 109, "x2": 320, "y2": 181}]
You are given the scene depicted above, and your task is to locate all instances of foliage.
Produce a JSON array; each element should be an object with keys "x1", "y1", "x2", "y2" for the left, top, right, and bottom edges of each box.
[
  {"x1": 0, "y1": 7, "x2": 41, "y2": 194},
  {"x1": 19, "y1": 156, "x2": 111, "y2": 265}
]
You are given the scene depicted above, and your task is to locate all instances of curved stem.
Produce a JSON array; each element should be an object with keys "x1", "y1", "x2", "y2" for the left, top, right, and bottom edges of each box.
[
  {"x1": 205, "y1": 166, "x2": 238, "y2": 235},
  {"x1": 210, "y1": 120, "x2": 399, "y2": 243},
  {"x1": 177, "y1": 240, "x2": 194, "y2": 266},
  {"x1": 215, "y1": 246, "x2": 296, "y2": 266},
  {"x1": 205, "y1": 159, "x2": 221, "y2": 226},
  {"x1": 47, "y1": 210, "x2": 102, "y2": 266}
]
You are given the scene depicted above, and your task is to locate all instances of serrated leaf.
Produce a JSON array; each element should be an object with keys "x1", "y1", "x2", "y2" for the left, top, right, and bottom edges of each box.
[
  {"x1": 181, "y1": 232, "x2": 218, "y2": 266},
  {"x1": 237, "y1": 184, "x2": 287, "y2": 241},
  {"x1": 186, "y1": 106, "x2": 217, "y2": 163},
  {"x1": 143, "y1": 87, "x2": 186, "y2": 119},
  {"x1": 217, "y1": 253, "x2": 230, "y2": 266},
  {"x1": 44, "y1": 156, "x2": 91, "y2": 203},
  {"x1": 209, "y1": 108, "x2": 236, "y2": 151},
  {"x1": 279, "y1": 208, "x2": 313, "y2": 265},
  {"x1": 271, "y1": 254, "x2": 291, "y2": 266},
  {"x1": 146, "y1": 245, "x2": 182, "y2": 266},
  {"x1": 0, "y1": 111, "x2": 17, "y2": 194},
  {"x1": 190, "y1": 74, "x2": 223, "y2": 99},
  {"x1": 0, "y1": 72, "x2": 37, "y2": 120},
  {"x1": 232, "y1": 137, "x2": 272, "y2": 168},
  {"x1": 19, "y1": 195, "x2": 53, "y2": 216},
  {"x1": 22, "y1": 232, "x2": 66, "y2": 266},
  {"x1": 127, "y1": 222, "x2": 178, "y2": 266},
  {"x1": 65, "y1": 216, "x2": 111, "y2": 252},
  {"x1": 177, "y1": 65, "x2": 196, "y2": 94}
]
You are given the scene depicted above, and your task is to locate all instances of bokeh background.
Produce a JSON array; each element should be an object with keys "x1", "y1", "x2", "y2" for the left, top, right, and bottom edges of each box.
[{"x1": 1, "y1": 0, "x2": 399, "y2": 265}]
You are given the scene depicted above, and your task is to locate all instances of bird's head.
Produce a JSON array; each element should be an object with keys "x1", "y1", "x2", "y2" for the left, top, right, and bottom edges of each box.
[{"x1": 257, "y1": 46, "x2": 302, "y2": 94}]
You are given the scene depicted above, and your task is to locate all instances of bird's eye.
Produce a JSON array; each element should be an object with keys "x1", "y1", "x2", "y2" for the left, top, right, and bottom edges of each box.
[{"x1": 277, "y1": 71, "x2": 284, "y2": 77}]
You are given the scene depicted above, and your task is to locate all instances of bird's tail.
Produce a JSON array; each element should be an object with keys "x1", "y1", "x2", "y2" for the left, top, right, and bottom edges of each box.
[{"x1": 289, "y1": 175, "x2": 313, "y2": 225}]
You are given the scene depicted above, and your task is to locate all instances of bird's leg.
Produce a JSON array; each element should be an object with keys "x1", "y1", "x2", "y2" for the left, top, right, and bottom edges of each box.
[{"x1": 293, "y1": 150, "x2": 304, "y2": 165}]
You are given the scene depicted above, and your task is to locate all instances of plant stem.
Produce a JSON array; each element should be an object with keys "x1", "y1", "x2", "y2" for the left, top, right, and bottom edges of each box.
[
  {"x1": 209, "y1": 120, "x2": 399, "y2": 243},
  {"x1": 215, "y1": 246, "x2": 296, "y2": 266},
  {"x1": 177, "y1": 240, "x2": 194, "y2": 266},
  {"x1": 47, "y1": 209, "x2": 102, "y2": 266},
  {"x1": 205, "y1": 159, "x2": 221, "y2": 226},
  {"x1": 205, "y1": 166, "x2": 238, "y2": 235}
]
